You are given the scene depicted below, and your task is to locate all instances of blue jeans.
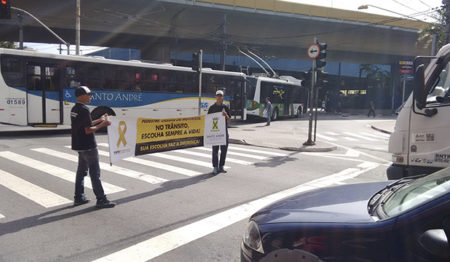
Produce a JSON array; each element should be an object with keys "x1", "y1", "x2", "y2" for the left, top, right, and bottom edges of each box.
[
  {"x1": 75, "y1": 148, "x2": 106, "y2": 201},
  {"x1": 212, "y1": 133, "x2": 229, "y2": 168}
]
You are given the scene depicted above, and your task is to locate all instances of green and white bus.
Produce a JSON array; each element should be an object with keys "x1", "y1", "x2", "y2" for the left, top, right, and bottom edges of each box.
[{"x1": 246, "y1": 75, "x2": 306, "y2": 120}]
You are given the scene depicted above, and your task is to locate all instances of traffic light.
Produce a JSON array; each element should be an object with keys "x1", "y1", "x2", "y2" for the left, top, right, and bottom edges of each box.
[
  {"x1": 0, "y1": 0, "x2": 11, "y2": 19},
  {"x1": 316, "y1": 42, "x2": 327, "y2": 70}
]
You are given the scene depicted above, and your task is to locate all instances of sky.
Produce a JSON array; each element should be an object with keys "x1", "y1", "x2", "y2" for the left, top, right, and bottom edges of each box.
[
  {"x1": 283, "y1": 0, "x2": 442, "y2": 21},
  {"x1": 26, "y1": 0, "x2": 443, "y2": 54}
]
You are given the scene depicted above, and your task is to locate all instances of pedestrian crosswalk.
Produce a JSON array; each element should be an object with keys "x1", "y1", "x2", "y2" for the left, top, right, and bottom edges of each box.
[
  {"x1": 0, "y1": 144, "x2": 288, "y2": 219},
  {"x1": 318, "y1": 130, "x2": 390, "y2": 142}
]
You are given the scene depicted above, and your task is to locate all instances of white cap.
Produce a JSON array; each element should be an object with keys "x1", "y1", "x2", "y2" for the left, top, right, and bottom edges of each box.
[{"x1": 216, "y1": 90, "x2": 224, "y2": 96}]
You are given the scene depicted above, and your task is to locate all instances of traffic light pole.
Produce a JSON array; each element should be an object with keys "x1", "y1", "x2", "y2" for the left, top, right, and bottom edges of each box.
[
  {"x1": 304, "y1": 38, "x2": 317, "y2": 146},
  {"x1": 197, "y1": 50, "x2": 203, "y2": 116},
  {"x1": 11, "y1": 7, "x2": 70, "y2": 54}
]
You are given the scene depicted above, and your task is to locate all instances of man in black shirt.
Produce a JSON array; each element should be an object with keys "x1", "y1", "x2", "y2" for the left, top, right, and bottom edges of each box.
[
  {"x1": 71, "y1": 86, "x2": 115, "y2": 208},
  {"x1": 207, "y1": 90, "x2": 231, "y2": 174}
]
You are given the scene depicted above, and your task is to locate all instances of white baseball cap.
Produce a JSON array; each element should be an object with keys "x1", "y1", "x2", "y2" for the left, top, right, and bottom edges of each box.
[{"x1": 216, "y1": 90, "x2": 224, "y2": 96}]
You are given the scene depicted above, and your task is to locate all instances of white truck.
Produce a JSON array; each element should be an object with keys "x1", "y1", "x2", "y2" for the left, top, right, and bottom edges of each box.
[{"x1": 387, "y1": 44, "x2": 450, "y2": 179}]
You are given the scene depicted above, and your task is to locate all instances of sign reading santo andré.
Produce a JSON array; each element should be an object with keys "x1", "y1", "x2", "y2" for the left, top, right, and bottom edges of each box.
[{"x1": 107, "y1": 112, "x2": 226, "y2": 164}]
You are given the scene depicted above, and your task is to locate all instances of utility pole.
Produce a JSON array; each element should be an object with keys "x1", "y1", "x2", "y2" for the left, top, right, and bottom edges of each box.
[
  {"x1": 444, "y1": 0, "x2": 450, "y2": 43},
  {"x1": 220, "y1": 14, "x2": 227, "y2": 71},
  {"x1": 76, "y1": 0, "x2": 80, "y2": 55}
]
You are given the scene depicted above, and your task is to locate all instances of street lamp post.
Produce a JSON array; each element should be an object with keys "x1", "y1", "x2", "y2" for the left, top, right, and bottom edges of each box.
[{"x1": 357, "y1": 4, "x2": 420, "y2": 21}]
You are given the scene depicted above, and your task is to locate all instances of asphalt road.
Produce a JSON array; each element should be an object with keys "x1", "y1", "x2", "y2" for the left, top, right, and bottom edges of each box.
[{"x1": 0, "y1": 118, "x2": 392, "y2": 262}]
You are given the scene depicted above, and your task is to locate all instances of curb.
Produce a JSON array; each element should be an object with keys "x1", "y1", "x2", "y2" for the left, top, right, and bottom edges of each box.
[
  {"x1": 370, "y1": 125, "x2": 392, "y2": 135},
  {"x1": 280, "y1": 146, "x2": 338, "y2": 152}
]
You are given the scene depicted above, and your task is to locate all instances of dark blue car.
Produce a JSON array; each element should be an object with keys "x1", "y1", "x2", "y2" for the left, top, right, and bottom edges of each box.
[{"x1": 241, "y1": 167, "x2": 450, "y2": 262}]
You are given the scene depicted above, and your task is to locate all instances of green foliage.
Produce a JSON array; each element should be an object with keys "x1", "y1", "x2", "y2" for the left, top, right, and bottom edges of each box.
[
  {"x1": 418, "y1": 6, "x2": 446, "y2": 51},
  {"x1": 0, "y1": 41, "x2": 15, "y2": 48}
]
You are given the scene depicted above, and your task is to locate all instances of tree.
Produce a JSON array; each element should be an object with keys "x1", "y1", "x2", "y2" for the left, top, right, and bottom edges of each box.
[
  {"x1": 417, "y1": 3, "x2": 446, "y2": 52},
  {"x1": 0, "y1": 41, "x2": 15, "y2": 48}
]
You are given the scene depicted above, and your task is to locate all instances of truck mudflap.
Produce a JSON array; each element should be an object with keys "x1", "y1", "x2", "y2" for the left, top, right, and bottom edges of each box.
[{"x1": 387, "y1": 164, "x2": 442, "y2": 180}]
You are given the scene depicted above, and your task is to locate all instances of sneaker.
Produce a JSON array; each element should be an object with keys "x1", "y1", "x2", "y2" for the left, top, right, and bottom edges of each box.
[
  {"x1": 96, "y1": 198, "x2": 116, "y2": 209},
  {"x1": 74, "y1": 197, "x2": 90, "y2": 206},
  {"x1": 218, "y1": 166, "x2": 227, "y2": 173},
  {"x1": 212, "y1": 167, "x2": 219, "y2": 174}
]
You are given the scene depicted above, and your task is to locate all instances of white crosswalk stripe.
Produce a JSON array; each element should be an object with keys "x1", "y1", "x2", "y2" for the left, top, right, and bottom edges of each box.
[
  {"x1": 360, "y1": 131, "x2": 390, "y2": 139},
  {"x1": 97, "y1": 149, "x2": 203, "y2": 177},
  {"x1": 0, "y1": 151, "x2": 125, "y2": 194},
  {"x1": 228, "y1": 145, "x2": 288, "y2": 157},
  {"x1": 175, "y1": 149, "x2": 253, "y2": 165},
  {"x1": 342, "y1": 132, "x2": 378, "y2": 141},
  {"x1": 195, "y1": 147, "x2": 267, "y2": 160},
  {"x1": 34, "y1": 148, "x2": 167, "y2": 184},
  {"x1": 316, "y1": 133, "x2": 338, "y2": 141},
  {"x1": 0, "y1": 168, "x2": 72, "y2": 208}
]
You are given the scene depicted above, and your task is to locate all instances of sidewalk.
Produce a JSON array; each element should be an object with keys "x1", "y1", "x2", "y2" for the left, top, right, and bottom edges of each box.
[
  {"x1": 0, "y1": 113, "x2": 395, "y2": 152},
  {"x1": 228, "y1": 113, "x2": 395, "y2": 152}
]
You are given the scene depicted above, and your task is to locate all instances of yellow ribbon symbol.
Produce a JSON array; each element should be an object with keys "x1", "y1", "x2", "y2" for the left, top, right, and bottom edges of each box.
[
  {"x1": 212, "y1": 120, "x2": 218, "y2": 130},
  {"x1": 117, "y1": 121, "x2": 127, "y2": 147}
]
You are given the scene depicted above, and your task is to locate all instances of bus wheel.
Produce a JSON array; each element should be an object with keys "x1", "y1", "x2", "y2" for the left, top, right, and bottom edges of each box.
[
  {"x1": 271, "y1": 108, "x2": 278, "y2": 121},
  {"x1": 91, "y1": 107, "x2": 115, "y2": 132}
]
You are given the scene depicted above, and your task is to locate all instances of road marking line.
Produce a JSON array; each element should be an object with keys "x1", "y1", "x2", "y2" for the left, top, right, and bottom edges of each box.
[
  {"x1": 35, "y1": 148, "x2": 167, "y2": 184},
  {"x1": 92, "y1": 162, "x2": 379, "y2": 262},
  {"x1": 0, "y1": 168, "x2": 72, "y2": 208},
  {"x1": 196, "y1": 147, "x2": 267, "y2": 160},
  {"x1": 175, "y1": 149, "x2": 253, "y2": 165},
  {"x1": 228, "y1": 146, "x2": 288, "y2": 157},
  {"x1": 343, "y1": 132, "x2": 377, "y2": 141},
  {"x1": 0, "y1": 151, "x2": 124, "y2": 194},
  {"x1": 316, "y1": 133, "x2": 338, "y2": 141},
  {"x1": 96, "y1": 150, "x2": 202, "y2": 177}
]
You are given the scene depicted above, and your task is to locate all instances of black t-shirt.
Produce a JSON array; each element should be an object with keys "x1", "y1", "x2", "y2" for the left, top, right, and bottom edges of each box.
[
  {"x1": 71, "y1": 103, "x2": 96, "y2": 150},
  {"x1": 208, "y1": 102, "x2": 231, "y2": 128}
]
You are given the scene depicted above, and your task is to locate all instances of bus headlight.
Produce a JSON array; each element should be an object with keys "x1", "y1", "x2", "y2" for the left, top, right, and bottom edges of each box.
[{"x1": 243, "y1": 220, "x2": 264, "y2": 254}]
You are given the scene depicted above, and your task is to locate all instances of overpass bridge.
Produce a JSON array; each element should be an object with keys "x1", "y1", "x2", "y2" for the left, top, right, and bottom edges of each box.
[
  {"x1": 0, "y1": 0, "x2": 431, "y2": 64},
  {"x1": 0, "y1": 0, "x2": 433, "y2": 112}
]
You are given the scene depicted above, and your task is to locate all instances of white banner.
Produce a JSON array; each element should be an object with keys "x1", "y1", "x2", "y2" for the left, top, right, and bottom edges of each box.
[
  {"x1": 203, "y1": 112, "x2": 226, "y2": 147},
  {"x1": 107, "y1": 116, "x2": 137, "y2": 163}
]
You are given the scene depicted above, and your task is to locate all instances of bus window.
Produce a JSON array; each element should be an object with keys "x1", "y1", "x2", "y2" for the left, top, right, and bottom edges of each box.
[
  {"x1": 115, "y1": 69, "x2": 132, "y2": 91},
  {"x1": 142, "y1": 69, "x2": 160, "y2": 92},
  {"x1": 1, "y1": 55, "x2": 24, "y2": 87},
  {"x1": 27, "y1": 65, "x2": 42, "y2": 91},
  {"x1": 65, "y1": 66, "x2": 79, "y2": 89},
  {"x1": 45, "y1": 66, "x2": 59, "y2": 91},
  {"x1": 184, "y1": 72, "x2": 197, "y2": 94}
]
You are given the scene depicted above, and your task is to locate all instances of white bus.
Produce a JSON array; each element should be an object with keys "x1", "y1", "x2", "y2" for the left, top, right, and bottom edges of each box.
[
  {"x1": 246, "y1": 75, "x2": 306, "y2": 120},
  {"x1": 0, "y1": 48, "x2": 246, "y2": 126}
]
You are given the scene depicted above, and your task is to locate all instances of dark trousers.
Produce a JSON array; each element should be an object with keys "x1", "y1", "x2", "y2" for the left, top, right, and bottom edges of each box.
[
  {"x1": 75, "y1": 148, "x2": 106, "y2": 201},
  {"x1": 212, "y1": 134, "x2": 229, "y2": 168}
]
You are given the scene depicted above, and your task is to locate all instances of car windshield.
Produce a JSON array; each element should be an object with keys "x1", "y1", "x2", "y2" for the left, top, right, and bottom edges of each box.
[{"x1": 383, "y1": 167, "x2": 450, "y2": 217}]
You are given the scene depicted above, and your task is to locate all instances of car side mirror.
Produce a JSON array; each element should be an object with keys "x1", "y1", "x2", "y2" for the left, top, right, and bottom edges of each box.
[
  {"x1": 414, "y1": 64, "x2": 426, "y2": 110},
  {"x1": 418, "y1": 229, "x2": 449, "y2": 260}
]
